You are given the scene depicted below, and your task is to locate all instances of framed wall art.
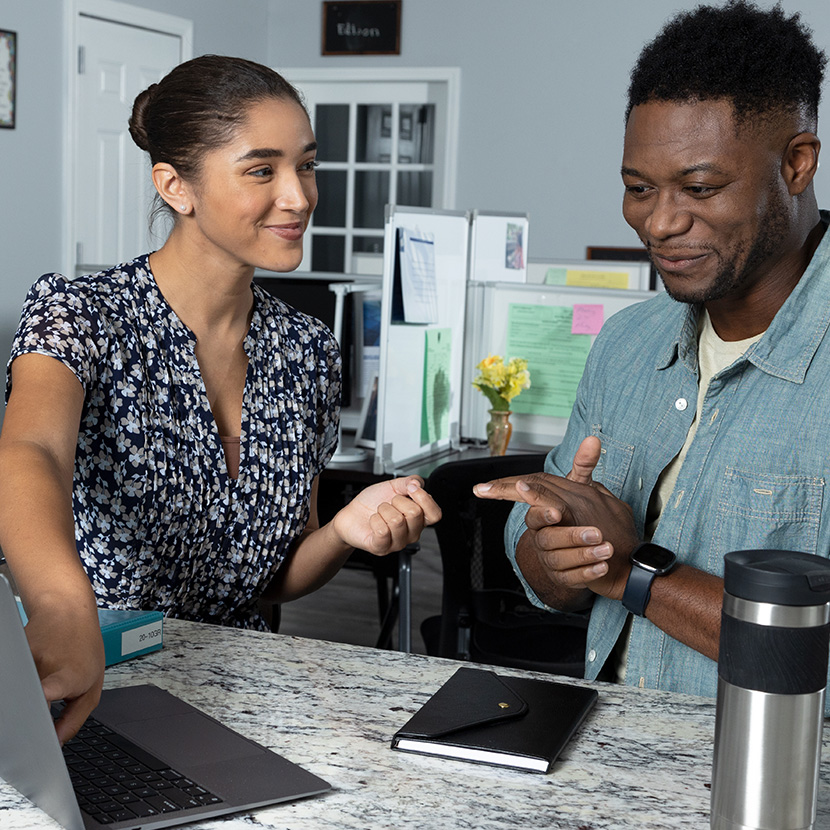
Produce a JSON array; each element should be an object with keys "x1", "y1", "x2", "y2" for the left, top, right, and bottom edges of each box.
[
  {"x1": 0, "y1": 30, "x2": 16, "y2": 129},
  {"x1": 322, "y1": 1, "x2": 401, "y2": 56}
]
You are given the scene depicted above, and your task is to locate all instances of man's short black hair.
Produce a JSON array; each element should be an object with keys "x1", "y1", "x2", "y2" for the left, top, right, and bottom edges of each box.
[{"x1": 626, "y1": 1, "x2": 827, "y2": 126}]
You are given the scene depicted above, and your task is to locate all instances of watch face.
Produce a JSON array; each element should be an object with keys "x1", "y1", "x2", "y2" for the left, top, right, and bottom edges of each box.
[{"x1": 633, "y1": 544, "x2": 676, "y2": 572}]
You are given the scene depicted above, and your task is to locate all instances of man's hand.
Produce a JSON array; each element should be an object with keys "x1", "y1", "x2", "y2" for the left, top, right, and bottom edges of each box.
[
  {"x1": 473, "y1": 436, "x2": 639, "y2": 606},
  {"x1": 332, "y1": 476, "x2": 442, "y2": 556}
]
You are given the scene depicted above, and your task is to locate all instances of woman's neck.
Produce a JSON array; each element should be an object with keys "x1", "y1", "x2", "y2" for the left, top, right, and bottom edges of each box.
[{"x1": 148, "y1": 232, "x2": 255, "y2": 338}]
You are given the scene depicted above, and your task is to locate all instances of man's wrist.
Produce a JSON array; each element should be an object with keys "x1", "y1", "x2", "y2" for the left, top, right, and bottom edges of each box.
[{"x1": 621, "y1": 542, "x2": 677, "y2": 617}]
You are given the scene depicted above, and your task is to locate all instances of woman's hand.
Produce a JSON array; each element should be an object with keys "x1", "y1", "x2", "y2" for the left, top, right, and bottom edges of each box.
[
  {"x1": 24, "y1": 606, "x2": 105, "y2": 745},
  {"x1": 332, "y1": 476, "x2": 442, "y2": 556}
]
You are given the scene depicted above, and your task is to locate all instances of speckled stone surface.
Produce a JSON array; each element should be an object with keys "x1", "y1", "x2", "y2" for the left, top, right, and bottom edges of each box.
[{"x1": 3, "y1": 618, "x2": 829, "y2": 829}]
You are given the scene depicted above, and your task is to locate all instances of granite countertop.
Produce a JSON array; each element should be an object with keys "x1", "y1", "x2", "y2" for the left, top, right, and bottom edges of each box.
[{"x1": 3, "y1": 617, "x2": 829, "y2": 829}]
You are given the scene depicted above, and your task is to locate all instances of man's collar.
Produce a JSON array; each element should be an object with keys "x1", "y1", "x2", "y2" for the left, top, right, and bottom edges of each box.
[{"x1": 657, "y1": 210, "x2": 830, "y2": 382}]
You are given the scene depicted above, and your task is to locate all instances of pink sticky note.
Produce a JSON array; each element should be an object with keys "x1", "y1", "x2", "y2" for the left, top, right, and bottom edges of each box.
[{"x1": 571, "y1": 304, "x2": 604, "y2": 335}]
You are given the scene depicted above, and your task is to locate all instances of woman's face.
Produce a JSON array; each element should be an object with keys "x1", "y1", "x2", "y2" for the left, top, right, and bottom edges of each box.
[{"x1": 184, "y1": 97, "x2": 318, "y2": 273}]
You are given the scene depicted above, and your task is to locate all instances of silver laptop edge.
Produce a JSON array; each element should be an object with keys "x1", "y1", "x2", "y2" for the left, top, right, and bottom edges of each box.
[{"x1": 0, "y1": 574, "x2": 330, "y2": 830}]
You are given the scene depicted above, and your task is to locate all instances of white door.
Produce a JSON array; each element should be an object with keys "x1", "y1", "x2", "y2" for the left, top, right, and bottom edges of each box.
[
  {"x1": 73, "y1": 14, "x2": 183, "y2": 273},
  {"x1": 284, "y1": 69, "x2": 460, "y2": 274}
]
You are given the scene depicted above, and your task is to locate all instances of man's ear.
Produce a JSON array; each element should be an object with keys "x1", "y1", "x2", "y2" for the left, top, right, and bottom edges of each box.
[
  {"x1": 151, "y1": 162, "x2": 192, "y2": 215},
  {"x1": 782, "y1": 132, "x2": 821, "y2": 196}
]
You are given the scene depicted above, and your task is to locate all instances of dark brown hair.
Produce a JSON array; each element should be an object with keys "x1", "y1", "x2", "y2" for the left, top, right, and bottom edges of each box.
[{"x1": 129, "y1": 54, "x2": 307, "y2": 182}]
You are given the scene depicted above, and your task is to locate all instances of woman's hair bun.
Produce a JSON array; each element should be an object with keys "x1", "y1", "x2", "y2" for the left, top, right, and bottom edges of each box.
[
  {"x1": 128, "y1": 83, "x2": 158, "y2": 153},
  {"x1": 127, "y1": 57, "x2": 305, "y2": 175}
]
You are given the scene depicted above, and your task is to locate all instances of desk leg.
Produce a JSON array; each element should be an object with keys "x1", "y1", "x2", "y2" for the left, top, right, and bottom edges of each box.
[{"x1": 397, "y1": 548, "x2": 412, "y2": 653}]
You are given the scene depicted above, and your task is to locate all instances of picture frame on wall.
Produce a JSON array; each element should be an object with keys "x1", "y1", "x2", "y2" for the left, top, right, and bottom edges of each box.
[
  {"x1": 0, "y1": 30, "x2": 17, "y2": 129},
  {"x1": 322, "y1": 1, "x2": 401, "y2": 56}
]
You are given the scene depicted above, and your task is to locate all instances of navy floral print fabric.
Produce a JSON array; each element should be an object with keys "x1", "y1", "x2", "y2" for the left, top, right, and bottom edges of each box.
[{"x1": 6, "y1": 255, "x2": 341, "y2": 629}]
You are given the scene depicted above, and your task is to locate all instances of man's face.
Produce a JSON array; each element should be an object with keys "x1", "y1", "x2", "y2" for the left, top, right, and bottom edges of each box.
[{"x1": 621, "y1": 99, "x2": 792, "y2": 305}]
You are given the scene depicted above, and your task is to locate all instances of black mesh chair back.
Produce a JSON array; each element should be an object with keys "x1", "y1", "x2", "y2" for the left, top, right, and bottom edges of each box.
[{"x1": 425, "y1": 453, "x2": 587, "y2": 677}]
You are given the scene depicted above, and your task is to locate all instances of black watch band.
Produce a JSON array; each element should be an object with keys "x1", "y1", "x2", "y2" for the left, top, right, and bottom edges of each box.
[{"x1": 622, "y1": 543, "x2": 677, "y2": 617}]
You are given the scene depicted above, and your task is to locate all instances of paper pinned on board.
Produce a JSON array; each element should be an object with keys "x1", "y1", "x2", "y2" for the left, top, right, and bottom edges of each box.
[
  {"x1": 421, "y1": 328, "x2": 452, "y2": 445},
  {"x1": 571, "y1": 304, "x2": 604, "y2": 335},
  {"x1": 544, "y1": 268, "x2": 629, "y2": 289},
  {"x1": 399, "y1": 228, "x2": 439, "y2": 323},
  {"x1": 506, "y1": 303, "x2": 592, "y2": 418}
]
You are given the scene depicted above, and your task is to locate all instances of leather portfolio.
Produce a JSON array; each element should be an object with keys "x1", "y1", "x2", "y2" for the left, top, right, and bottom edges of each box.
[{"x1": 391, "y1": 666, "x2": 598, "y2": 772}]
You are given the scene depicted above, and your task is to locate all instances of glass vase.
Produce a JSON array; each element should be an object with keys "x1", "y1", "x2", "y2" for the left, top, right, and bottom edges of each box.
[{"x1": 486, "y1": 409, "x2": 513, "y2": 456}]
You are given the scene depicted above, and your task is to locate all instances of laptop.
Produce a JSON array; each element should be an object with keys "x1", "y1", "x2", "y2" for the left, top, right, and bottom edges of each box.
[{"x1": 0, "y1": 574, "x2": 331, "y2": 829}]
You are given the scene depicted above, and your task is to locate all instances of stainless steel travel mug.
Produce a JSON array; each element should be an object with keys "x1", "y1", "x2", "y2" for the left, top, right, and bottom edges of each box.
[{"x1": 711, "y1": 549, "x2": 830, "y2": 830}]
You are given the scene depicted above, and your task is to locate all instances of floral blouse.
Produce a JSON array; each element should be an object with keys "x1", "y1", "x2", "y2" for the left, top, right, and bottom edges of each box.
[{"x1": 6, "y1": 255, "x2": 340, "y2": 629}]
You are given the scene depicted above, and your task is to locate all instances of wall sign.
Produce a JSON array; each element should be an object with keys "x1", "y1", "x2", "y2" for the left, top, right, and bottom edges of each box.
[
  {"x1": 0, "y1": 30, "x2": 16, "y2": 129},
  {"x1": 322, "y1": 1, "x2": 401, "y2": 56}
]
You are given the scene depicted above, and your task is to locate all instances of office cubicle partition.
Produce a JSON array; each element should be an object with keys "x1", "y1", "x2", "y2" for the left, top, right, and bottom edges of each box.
[{"x1": 369, "y1": 207, "x2": 657, "y2": 474}]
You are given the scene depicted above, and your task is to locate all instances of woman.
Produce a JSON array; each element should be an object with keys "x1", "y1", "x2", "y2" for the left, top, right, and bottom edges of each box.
[{"x1": 0, "y1": 55, "x2": 440, "y2": 743}]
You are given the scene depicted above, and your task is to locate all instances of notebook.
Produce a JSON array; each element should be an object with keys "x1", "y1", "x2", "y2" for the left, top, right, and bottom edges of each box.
[
  {"x1": 391, "y1": 666, "x2": 598, "y2": 773},
  {"x1": 0, "y1": 574, "x2": 331, "y2": 829}
]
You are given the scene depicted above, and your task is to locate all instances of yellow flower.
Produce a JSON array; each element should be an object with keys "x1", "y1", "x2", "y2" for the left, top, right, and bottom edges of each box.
[{"x1": 472, "y1": 354, "x2": 531, "y2": 410}]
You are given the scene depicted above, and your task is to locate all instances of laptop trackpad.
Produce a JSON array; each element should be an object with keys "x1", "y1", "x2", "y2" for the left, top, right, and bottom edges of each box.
[{"x1": 118, "y1": 712, "x2": 265, "y2": 768}]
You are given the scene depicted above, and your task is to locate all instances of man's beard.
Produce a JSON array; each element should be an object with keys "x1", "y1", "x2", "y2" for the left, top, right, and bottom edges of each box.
[{"x1": 652, "y1": 188, "x2": 790, "y2": 305}]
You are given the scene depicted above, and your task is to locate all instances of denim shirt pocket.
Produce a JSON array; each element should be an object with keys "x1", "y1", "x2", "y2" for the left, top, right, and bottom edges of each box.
[
  {"x1": 591, "y1": 427, "x2": 635, "y2": 497},
  {"x1": 711, "y1": 467, "x2": 824, "y2": 567}
]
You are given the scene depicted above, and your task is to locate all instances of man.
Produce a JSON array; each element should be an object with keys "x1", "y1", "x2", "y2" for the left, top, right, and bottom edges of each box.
[{"x1": 475, "y1": 0, "x2": 830, "y2": 700}]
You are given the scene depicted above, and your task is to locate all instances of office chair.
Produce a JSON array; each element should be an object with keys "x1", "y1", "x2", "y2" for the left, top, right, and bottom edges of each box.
[{"x1": 424, "y1": 453, "x2": 588, "y2": 677}]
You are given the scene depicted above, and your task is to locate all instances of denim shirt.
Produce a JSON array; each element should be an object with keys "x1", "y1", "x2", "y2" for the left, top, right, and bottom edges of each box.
[{"x1": 506, "y1": 212, "x2": 830, "y2": 703}]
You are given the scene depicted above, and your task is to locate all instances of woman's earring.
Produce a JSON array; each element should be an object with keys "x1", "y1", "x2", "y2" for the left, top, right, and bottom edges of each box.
[{"x1": 180, "y1": 205, "x2": 188, "y2": 213}]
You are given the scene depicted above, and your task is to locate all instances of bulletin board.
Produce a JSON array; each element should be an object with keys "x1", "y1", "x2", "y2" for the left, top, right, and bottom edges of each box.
[
  {"x1": 461, "y1": 281, "x2": 656, "y2": 450},
  {"x1": 374, "y1": 206, "x2": 472, "y2": 474}
]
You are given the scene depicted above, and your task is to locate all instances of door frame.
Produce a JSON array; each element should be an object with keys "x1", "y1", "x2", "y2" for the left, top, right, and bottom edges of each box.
[
  {"x1": 62, "y1": 0, "x2": 193, "y2": 278},
  {"x1": 280, "y1": 66, "x2": 461, "y2": 211}
]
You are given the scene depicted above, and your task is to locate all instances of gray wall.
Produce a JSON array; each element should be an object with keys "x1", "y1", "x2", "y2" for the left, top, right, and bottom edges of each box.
[
  {"x1": 0, "y1": 1, "x2": 65, "y2": 372},
  {"x1": 268, "y1": 0, "x2": 830, "y2": 263},
  {"x1": 0, "y1": 0, "x2": 271, "y2": 377},
  {"x1": 2, "y1": 0, "x2": 830, "y2": 376}
]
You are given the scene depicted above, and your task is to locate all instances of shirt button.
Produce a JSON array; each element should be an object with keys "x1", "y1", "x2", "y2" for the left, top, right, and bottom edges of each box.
[
  {"x1": 587, "y1": 649, "x2": 597, "y2": 663},
  {"x1": 675, "y1": 398, "x2": 688, "y2": 411}
]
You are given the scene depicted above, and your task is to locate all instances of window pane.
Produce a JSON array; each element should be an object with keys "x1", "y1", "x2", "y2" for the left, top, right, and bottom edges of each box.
[
  {"x1": 311, "y1": 235, "x2": 345, "y2": 272},
  {"x1": 352, "y1": 236, "x2": 384, "y2": 275},
  {"x1": 353, "y1": 236, "x2": 384, "y2": 254},
  {"x1": 354, "y1": 170, "x2": 389, "y2": 228},
  {"x1": 314, "y1": 169, "x2": 347, "y2": 227},
  {"x1": 356, "y1": 104, "x2": 392, "y2": 163},
  {"x1": 399, "y1": 104, "x2": 435, "y2": 164},
  {"x1": 396, "y1": 171, "x2": 433, "y2": 208},
  {"x1": 314, "y1": 104, "x2": 349, "y2": 162}
]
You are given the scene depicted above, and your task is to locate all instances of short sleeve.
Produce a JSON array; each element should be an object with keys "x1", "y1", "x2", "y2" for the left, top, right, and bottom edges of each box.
[{"x1": 6, "y1": 274, "x2": 102, "y2": 402}]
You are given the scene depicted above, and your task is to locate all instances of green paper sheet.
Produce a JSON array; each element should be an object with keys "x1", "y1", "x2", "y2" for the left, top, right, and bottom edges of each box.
[
  {"x1": 421, "y1": 328, "x2": 452, "y2": 445},
  {"x1": 506, "y1": 304, "x2": 591, "y2": 418}
]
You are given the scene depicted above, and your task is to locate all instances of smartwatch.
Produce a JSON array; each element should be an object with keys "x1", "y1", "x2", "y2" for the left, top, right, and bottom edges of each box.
[{"x1": 621, "y1": 542, "x2": 677, "y2": 617}]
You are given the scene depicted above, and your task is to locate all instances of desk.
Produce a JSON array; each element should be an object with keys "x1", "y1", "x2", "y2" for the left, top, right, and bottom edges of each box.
[{"x1": 7, "y1": 619, "x2": 828, "y2": 829}]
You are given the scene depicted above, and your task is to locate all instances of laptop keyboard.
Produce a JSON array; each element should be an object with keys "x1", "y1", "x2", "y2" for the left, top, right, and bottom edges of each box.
[{"x1": 62, "y1": 716, "x2": 223, "y2": 825}]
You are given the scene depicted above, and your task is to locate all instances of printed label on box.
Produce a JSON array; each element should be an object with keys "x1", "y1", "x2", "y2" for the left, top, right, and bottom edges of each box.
[{"x1": 122, "y1": 621, "x2": 163, "y2": 656}]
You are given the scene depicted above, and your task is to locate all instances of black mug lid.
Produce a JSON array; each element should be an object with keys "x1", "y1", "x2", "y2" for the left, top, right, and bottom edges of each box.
[{"x1": 724, "y1": 550, "x2": 830, "y2": 605}]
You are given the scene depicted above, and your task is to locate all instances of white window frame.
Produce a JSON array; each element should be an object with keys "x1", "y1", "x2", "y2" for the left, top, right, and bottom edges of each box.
[{"x1": 280, "y1": 67, "x2": 461, "y2": 273}]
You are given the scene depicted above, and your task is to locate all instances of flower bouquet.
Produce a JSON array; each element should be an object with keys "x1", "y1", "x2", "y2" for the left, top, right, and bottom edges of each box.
[{"x1": 472, "y1": 355, "x2": 531, "y2": 454}]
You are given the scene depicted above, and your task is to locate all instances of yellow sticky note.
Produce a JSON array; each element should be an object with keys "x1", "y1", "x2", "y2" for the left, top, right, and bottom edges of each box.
[{"x1": 565, "y1": 269, "x2": 629, "y2": 289}]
